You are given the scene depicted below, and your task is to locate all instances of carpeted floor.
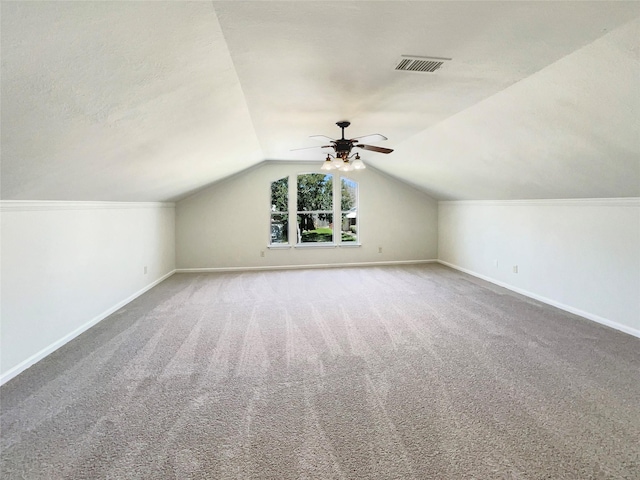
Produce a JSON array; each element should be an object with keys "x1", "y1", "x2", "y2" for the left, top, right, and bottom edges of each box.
[{"x1": 1, "y1": 264, "x2": 639, "y2": 479}]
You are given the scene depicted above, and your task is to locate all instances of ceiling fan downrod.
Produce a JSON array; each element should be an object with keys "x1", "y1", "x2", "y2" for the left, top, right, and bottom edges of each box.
[
  {"x1": 334, "y1": 121, "x2": 353, "y2": 159},
  {"x1": 336, "y1": 120, "x2": 351, "y2": 140}
]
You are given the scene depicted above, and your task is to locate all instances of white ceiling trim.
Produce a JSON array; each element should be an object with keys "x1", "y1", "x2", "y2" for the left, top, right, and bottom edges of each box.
[
  {"x1": 438, "y1": 198, "x2": 640, "y2": 208},
  {"x1": 0, "y1": 201, "x2": 175, "y2": 212}
]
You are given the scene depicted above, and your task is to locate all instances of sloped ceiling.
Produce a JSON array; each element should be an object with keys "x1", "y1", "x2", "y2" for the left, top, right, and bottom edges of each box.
[{"x1": 1, "y1": 1, "x2": 639, "y2": 202}]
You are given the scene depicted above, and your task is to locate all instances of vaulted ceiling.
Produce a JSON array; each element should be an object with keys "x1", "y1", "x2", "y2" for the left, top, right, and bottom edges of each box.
[{"x1": 2, "y1": 1, "x2": 639, "y2": 202}]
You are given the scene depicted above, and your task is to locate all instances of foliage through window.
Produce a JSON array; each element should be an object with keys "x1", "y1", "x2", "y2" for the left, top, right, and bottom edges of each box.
[
  {"x1": 270, "y1": 177, "x2": 288, "y2": 244},
  {"x1": 297, "y1": 173, "x2": 333, "y2": 243},
  {"x1": 341, "y1": 177, "x2": 358, "y2": 243},
  {"x1": 269, "y1": 173, "x2": 358, "y2": 246}
]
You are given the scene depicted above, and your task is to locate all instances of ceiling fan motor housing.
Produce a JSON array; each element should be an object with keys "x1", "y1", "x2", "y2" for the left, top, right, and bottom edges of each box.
[{"x1": 335, "y1": 140, "x2": 354, "y2": 154}]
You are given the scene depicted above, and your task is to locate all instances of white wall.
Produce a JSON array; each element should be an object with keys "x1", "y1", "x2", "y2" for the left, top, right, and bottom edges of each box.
[
  {"x1": 438, "y1": 199, "x2": 640, "y2": 337},
  {"x1": 0, "y1": 202, "x2": 176, "y2": 382},
  {"x1": 176, "y1": 162, "x2": 438, "y2": 269}
]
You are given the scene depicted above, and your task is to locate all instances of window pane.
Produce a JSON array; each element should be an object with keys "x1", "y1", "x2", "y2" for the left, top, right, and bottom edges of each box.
[
  {"x1": 341, "y1": 211, "x2": 357, "y2": 242},
  {"x1": 271, "y1": 177, "x2": 288, "y2": 212},
  {"x1": 341, "y1": 177, "x2": 358, "y2": 242},
  {"x1": 270, "y1": 214, "x2": 288, "y2": 244},
  {"x1": 297, "y1": 174, "x2": 332, "y2": 211},
  {"x1": 298, "y1": 213, "x2": 333, "y2": 243},
  {"x1": 341, "y1": 177, "x2": 357, "y2": 211}
]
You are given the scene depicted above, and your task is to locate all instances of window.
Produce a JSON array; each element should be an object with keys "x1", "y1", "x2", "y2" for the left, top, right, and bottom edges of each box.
[
  {"x1": 269, "y1": 173, "x2": 359, "y2": 247},
  {"x1": 297, "y1": 173, "x2": 333, "y2": 243},
  {"x1": 270, "y1": 177, "x2": 288, "y2": 244}
]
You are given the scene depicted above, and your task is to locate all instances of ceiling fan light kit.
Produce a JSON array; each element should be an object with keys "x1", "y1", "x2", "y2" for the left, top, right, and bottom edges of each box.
[
  {"x1": 320, "y1": 153, "x2": 365, "y2": 172},
  {"x1": 299, "y1": 121, "x2": 393, "y2": 172}
]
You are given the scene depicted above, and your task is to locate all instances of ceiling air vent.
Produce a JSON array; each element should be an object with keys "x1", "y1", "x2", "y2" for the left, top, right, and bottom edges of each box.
[{"x1": 395, "y1": 55, "x2": 451, "y2": 73}]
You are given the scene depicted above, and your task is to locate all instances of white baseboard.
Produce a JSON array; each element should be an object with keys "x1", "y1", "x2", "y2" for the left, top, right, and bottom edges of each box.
[
  {"x1": 175, "y1": 259, "x2": 438, "y2": 274},
  {"x1": 437, "y1": 260, "x2": 640, "y2": 339},
  {"x1": 9, "y1": 259, "x2": 630, "y2": 385},
  {"x1": 0, "y1": 270, "x2": 177, "y2": 386}
]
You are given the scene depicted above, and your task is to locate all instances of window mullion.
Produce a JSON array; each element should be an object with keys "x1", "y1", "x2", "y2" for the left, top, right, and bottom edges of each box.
[
  {"x1": 334, "y1": 173, "x2": 340, "y2": 244},
  {"x1": 288, "y1": 174, "x2": 296, "y2": 243}
]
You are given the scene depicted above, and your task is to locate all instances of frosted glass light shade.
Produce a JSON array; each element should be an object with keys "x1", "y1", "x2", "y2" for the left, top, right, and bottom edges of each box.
[
  {"x1": 352, "y1": 158, "x2": 366, "y2": 170},
  {"x1": 340, "y1": 162, "x2": 354, "y2": 172}
]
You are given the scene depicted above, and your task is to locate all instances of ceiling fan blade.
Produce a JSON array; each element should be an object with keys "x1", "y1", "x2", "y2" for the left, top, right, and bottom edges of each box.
[
  {"x1": 290, "y1": 145, "x2": 333, "y2": 151},
  {"x1": 309, "y1": 135, "x2": 336, "y2": 142},
  {"x1": 349, "y1": 133, "x2": 388, "y2": 143},
  {"x1": 356, "y1": 144, "x2": 394, "y2": 154}
]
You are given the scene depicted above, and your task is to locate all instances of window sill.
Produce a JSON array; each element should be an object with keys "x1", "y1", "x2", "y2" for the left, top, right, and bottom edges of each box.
[
  {"x1": 269, "y1": 243, "x2": 362, "y2": 249},
  {"x1": 293, "y1": 243, "x2": 362, "y2": 249},
  {"x1": 295, "y1": 243, "x2": 337, "y2": 249}
]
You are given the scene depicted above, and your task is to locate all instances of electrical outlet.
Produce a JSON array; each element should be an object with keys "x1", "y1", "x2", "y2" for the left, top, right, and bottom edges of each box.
[
  {"x1": 513, "y1": 265, "x2": 518, "y2": 274},
  {"x1": 494, "y1": 259, "x2": 499, "y2": 268},
  {"x1": 260, "y1": 250, "x2": 265, "y2": 257},
  {"x1": 378, "y1": 247, "x2": 383, "y2": 254},
  {"x1": 144, "y1": 266, "x2": 148, "y2": 274}
]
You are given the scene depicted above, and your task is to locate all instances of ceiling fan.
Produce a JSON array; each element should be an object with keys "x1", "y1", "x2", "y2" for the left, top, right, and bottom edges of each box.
[{"x1": 293, "y1": 121, "x2": 393, "y2": 171}]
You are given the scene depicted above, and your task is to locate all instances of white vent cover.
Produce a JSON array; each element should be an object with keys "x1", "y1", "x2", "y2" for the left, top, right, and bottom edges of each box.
[{"x1": 395, "y1": 55, "x2": 451, "y2": 73}]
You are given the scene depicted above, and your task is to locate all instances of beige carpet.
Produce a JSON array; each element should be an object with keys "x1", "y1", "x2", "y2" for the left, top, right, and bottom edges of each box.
[{"x1": 1, "y1": 264, "x2": 639, "y2": 479}]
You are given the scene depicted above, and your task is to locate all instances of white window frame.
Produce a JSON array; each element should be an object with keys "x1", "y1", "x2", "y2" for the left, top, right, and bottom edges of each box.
[{"x1": 268, "y1": 172, "x2": 361, "y2": 249}]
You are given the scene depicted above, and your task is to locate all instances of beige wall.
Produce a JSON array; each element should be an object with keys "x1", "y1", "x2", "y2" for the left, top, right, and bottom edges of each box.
[
  {"x1": 1, "y1": 202, "x2": 176, "y2": 381},
  {"x1": 438, "y1": 199, "x2": 640, "y2": 337},
  {"x1": 176, "y1": 162, "x2": 438, "y2": 269}
]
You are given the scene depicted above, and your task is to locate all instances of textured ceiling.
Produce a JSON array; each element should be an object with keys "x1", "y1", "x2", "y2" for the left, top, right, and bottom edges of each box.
[{"x1": 1, "y1": 1, "x2": 639, "y2": 201}]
